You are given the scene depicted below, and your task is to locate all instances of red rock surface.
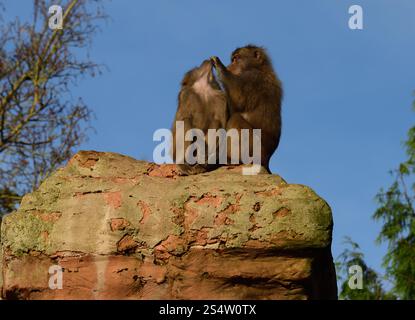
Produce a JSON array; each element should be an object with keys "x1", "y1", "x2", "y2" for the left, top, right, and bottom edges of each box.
[{"x1": 0, "y1": 151, "x2": 337, "y2": 300}]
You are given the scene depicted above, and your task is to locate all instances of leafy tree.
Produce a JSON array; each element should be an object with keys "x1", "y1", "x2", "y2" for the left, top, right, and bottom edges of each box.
[
  {"x1": 0, "y1": 0, "x2": 106, "y2": 216},
  {"x1": 336, "y1": 237, "x2": 395, "y2": 300},
  {"x1": 337, "y1": 95, "x2": 415, "y2": 299},
  {"x1": 373, "y1": 96, "x2": 415, "y2": 299}
]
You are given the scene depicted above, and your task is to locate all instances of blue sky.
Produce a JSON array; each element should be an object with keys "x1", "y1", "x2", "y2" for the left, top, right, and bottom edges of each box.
[{"x1": 4, "y1": 0, "x2": 415, "y2": 280}]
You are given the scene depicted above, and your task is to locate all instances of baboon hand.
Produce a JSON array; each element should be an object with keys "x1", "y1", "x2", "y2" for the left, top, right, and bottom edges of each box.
[
  {"x1": 210, "y1": 56, "x2": 226, "y2": 79},
  {"x1": 210, "y1": 56, "x2": 221, "y2": 69}
]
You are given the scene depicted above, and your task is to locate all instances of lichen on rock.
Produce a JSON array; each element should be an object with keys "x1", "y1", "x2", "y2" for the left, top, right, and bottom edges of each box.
[{"x1": 0, "y1": 150, "x2": 337, "y2": 300}]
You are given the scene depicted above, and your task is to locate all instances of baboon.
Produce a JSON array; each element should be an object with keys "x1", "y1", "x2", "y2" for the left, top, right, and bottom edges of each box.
[
  {"x1": 211, "y1": 45, "x2": 283, "y2": 172},
  {"x1": 171, "y1": 59, "x2": 228, "y2": 175}
]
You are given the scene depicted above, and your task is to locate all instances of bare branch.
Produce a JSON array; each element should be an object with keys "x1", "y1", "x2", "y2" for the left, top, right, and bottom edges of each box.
[{"x1": 0, "y1": 0, "x2": 107, "y2": 215}]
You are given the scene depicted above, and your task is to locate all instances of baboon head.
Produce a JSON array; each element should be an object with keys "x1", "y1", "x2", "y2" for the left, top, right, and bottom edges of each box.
[
  {"x1": 227, "y1": 45, "x2": 272, "y2": 75},
  {"x1": 181, "y1": 59, "x2": 221, "y2": 91}
]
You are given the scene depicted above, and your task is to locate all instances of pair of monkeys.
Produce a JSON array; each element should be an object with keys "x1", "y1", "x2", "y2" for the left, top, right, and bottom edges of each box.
[{"x1": 172, "y1": 45, "x2": 283, "y2": 175}]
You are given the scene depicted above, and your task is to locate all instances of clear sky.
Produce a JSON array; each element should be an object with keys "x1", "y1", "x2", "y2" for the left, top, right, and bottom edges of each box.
[{"x1": 4, "y1": 0, "x2": 415, "y2": 278}]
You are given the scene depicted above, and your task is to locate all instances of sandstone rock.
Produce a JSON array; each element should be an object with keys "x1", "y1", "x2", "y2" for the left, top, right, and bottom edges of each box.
[{"x1": 0, "y1": 151, "x2": 337, "y2": 300}]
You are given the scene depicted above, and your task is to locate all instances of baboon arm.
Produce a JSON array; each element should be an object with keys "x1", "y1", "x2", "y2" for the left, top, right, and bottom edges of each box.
[
  {"x1": 212, "y1": 57, "x2": 244, "y2": 108},
  {"x1": 226, "y1": 112, "x2": 252, "y2": 130}
]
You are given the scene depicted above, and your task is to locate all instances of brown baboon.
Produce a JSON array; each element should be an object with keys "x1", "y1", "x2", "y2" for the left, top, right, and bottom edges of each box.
[
  {"x1": 211, "y1": 45, "x2": 283, "y2": 172},
  {"x1": 171, "y1": 59, "x2": 228, "y2": 175}
]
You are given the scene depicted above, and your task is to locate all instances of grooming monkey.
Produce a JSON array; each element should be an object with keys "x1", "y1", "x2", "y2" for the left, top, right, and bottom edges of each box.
[
  {"x1": 211, "y1": 45, "x2": 283, "y2": 172},
  {"x1": 171, "y1": 59, "x2": 228, "y2": 175}
]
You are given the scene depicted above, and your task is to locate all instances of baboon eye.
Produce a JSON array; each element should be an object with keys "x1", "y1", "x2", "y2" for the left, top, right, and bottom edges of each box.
[{"x1": 232, "y1": 56, "x2": 239, "y2": 63}]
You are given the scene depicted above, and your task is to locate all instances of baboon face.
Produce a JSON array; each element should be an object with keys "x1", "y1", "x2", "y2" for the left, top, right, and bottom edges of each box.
[
  {"x1": 227, "y1": 45, "x2": 270, "y2": 75},
  {"x1": 181, "y1": 59, "x2": 220, "y2": 90}
]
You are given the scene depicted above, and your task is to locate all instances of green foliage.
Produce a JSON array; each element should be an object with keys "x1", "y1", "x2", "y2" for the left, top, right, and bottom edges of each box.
[
  {"x1": 338, "y1": 93, "x2": 415, "y2": 299},
  {"x1": 373, "y1": 110, "x2": 415, "y2": 299},
  {"x1": 0, "y1": 187, "x2": 19, "y2": 215},
  {"x1": 336, "y1": 237, "x2": 396, "y2": 300}
]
